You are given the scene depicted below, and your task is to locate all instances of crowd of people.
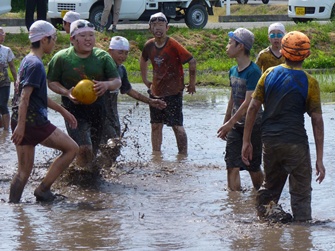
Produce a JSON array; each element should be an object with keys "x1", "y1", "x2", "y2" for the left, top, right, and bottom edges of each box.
[{"x1": 0, "y1": 11, "x2": 326, "y2": 223}]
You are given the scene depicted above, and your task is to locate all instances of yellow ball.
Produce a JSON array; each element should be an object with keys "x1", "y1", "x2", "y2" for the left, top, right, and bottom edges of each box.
[{"x1": 71, "y1": 79, "x2": 97, "y2": 105}]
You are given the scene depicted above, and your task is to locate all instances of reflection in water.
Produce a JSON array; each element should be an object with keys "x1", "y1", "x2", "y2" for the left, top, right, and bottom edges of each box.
[{"x1": 0, "y1": 86, "x2": 335, "y2": 250}]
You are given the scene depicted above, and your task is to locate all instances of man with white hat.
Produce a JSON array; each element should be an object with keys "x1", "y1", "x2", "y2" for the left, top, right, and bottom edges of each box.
[
  {"x1": 10, "y1": 20, "x2": 79, "y2": 203},
  {"x1": 47, "y1": 19, "x2": 121, "y2": 168},
  {"x1": 62, "y1": 11, "x2": 80, "y2": 34}
]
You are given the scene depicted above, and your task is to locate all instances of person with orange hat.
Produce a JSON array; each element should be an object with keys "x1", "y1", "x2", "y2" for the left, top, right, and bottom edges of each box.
[{"x1": 242, "y1": 31, "x2": 326, "y2": 222}]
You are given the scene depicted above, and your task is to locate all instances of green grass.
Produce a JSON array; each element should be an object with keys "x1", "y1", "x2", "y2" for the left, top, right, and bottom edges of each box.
[{"x1": 2, "y1": 9, "x2": 335, "y2": 91}]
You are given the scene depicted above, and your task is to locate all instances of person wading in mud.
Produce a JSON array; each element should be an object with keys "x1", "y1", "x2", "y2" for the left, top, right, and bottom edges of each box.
[
  {"x1": 217, "y1": 28, "x2": 264, "y2": 191},
  {"x1": 47, "y1": 19, "x2": 121, "y2": 169},
  {"x1": 10, "y1": 20, "x2": 79, "y2": 203},
  {"x1": 140, "y1": 12, "x2": 196, "y2": 155},
  {"x1": 242, "y1": 31, "x2": 326, "y2": 222},
  {"x1": 101, "y1": 35, "x2": 166, "y2": 143}
]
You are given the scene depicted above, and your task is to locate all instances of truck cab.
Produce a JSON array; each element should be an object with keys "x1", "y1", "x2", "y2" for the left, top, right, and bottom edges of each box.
[
  {"x1": 288, "y1": 0, "x2": 335, "y2": 23},
  {"x1": 0, "y1": 0, "x2": 11, "y2": 15},
  {"x1": 48, "y1": 0, "x2": 225, "y2": 29}
]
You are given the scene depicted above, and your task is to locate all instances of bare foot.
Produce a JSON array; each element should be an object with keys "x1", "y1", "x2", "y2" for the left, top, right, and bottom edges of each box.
[{"x1": 34, "y1": 188, "x2": 56, "y2": 202}]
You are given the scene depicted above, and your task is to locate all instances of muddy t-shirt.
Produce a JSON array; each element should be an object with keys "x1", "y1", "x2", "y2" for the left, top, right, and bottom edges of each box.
[
  {"x1": 0, "y1": 45, "x2": 15, "y2": 87},
  {"x1": 252, "y1": 64, "x2": 322, "y2": 144},
  {"x1": 12, "y1": 55, "x2": 49, "y2": 126},
  {"x1": 47, "y1": 46, "x2": 119, "y2": 109},
  {"x1": 142, "y1": 37, "x2": 193, "y2": 97},
  {"x1": 255, "y1": 46, "x2": 285, "y2": 73},
  {"x1": 229, "y1": 61, "x2": 262, "y2": 128}
]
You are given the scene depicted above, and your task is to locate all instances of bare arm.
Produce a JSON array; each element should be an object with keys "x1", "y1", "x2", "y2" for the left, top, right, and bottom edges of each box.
[
  {"x1": 311, "y1": 112, "x2": 325, "y2": 183},
  {"x1": 217, "y1": 90, "x2": 253, "y2": 140},
  {"x1": 47, "y1": 97, "x2": 77, "y2": 129},
  {"x1": 93, "y1": 77, "x2": 121, "y2": 96},
  {"x1": 127, "y1": 89, "x2": 166, "y2": 110},
  {"x1": 241, "y1": 98, "x2": 262, "y2": 166},
  {"x1": 140, "y1": 56, "x2": 152, "y2": 88},
  {"x1": 8, "y1": 60, "x2": 17, "y2": 83},
  {"x1": 48, "y1": 80, "x2": 74, "y2": 99},
  {"x1": 11, "y1": 86, "x2": 33, "y2": 145},
  {"x1": 186, "y1": 58, "x2": 196, "y2": 94}
]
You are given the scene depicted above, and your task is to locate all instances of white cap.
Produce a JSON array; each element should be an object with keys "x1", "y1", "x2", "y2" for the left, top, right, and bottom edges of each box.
[
  {"x1": 70, "y1": 19, "x2": 95, "y2": 37},
  {"x1": 268, "y1": 22, "x2": 286, "y2": 34},
  {"x1": 29, "y1": 20, "x2": 56, "y2": 43},
  {"x1": 109, "y1": 36, "x2": 129, "y2": 51},
  {"x1": 149, "y1": 12, "x2": 168, "y2": 23},
  {"x1": 63, "y1": 11, "x2": 80, "y2": 23}
]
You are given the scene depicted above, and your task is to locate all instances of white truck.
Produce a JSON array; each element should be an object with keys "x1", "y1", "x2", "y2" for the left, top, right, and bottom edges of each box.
[
  {"x1": 288, "y1": 0, "x2": 335, "y2": 23},
  {"x1": 48, "y1": 0, "x2": 225, "y2": 29},
  {"x1": 0, "y1": 0, "x2": 11, "y2": 15}
]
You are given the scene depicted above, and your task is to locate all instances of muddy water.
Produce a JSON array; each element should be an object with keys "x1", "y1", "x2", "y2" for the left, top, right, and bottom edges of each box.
[{"x1": 1, "y1": 85, "x2": 335, "y2": 251}]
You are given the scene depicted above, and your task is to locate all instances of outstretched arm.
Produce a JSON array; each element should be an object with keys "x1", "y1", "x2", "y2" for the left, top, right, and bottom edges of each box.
[
  {"x1": 48, "y1": 97, "x2": 77, "y2": 129},
  {"x1": 311, "y1": 112, "x2": 325, "y2": 183},
  {"x1": 127, "y1": 89, "x2": 166, "y2": 110}
]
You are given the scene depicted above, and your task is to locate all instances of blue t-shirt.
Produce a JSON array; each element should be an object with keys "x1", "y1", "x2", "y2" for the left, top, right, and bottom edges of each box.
[
  {"x1": 12, "y1": 55, "x2": 49, "y2": 126},
  {"x1": 229, "y1": 61, "x2": 262, "y2": 127}
]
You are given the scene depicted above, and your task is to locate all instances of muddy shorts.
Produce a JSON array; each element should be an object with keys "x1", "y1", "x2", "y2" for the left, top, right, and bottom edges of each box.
[
  {"x1": 0, "y1": 86, "x2": 10, "y2": 115},
  {"x1": 257, "y1": 142, "x2": 312, "y2": 221},
  {"x1": 11, "y1": 120, "x2": 56, "y2": 146},
  {"x1": 224, "y1": 125, "x2": 262, "y2": 172},
  {"x1": 149, "y1": 93, "x2": 183, "y2": 127}
]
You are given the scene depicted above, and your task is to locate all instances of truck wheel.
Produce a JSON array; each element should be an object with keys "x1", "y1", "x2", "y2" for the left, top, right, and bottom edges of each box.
[
  {"x1": 89, "y1": 5, "x2": 112, "y2": 30},
  {"x1": 236, "y1": 0, "x2": 249, "y2": 4},
  {"x1": 185, "y1": 4, "x2": 208, "y2": 29},
  {"x1": 292, "y1": 18, "x2": 312, "y2": 24},
  {"x1": 262, "y1": 0, "x2": 270, "y2": 4}
]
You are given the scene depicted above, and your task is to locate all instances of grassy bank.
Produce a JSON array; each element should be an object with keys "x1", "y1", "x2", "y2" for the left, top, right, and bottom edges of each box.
[{"x1": 2, "y1": 4, "x2": 335, "y2": 91}]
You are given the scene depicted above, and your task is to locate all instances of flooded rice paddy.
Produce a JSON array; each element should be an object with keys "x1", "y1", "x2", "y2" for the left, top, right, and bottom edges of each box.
[{"x1": 1, "y1": 85, "x2": 335, "y2": 251}]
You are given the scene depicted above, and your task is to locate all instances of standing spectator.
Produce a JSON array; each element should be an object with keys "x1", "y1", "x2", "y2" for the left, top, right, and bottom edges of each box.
[
  {"x1": 100, "y1": 0, "x2": 122, "y2": 32},
  {"x1": 10, "y1": 20, "x2": 78, "y2": 203},
  {"x1": 25, "y1": 0, "x2": 49, "y2": 30},
  {"x1": 0, "y1": 27, "x2": 17, "y2": 131},
  {"x1": 140, "y1": 12, "x2": 196, "y2": 155},
  {"x1": 62, "y1": 11, "x2": 80, "y2": 34},
  {"x1": 217, "y1": 28, "x2": 263, "y2": 191},
  {"x1": 256, "y1": 22, "x2": 286, "y2": 72},
  {"x1": 242, "y1": 31, "x2": 326, "y2": 222},
  {"x1": 102, "y1": 35, "x2": 166, "y2": 142},
  {"x1": 47, "y1": 19, "x2": 121, "y2": 168}
]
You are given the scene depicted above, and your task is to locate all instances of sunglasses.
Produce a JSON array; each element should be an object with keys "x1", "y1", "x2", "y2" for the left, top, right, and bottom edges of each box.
[
  {"x1": 150, "y1": 17, "x2": 167, "y2": 23},
  {"x1": 77, "y1": 21, "x2": 95, "y2": 29},
  {"x1": 269, "y1": 33, "x2": 284, "y2": 39}
]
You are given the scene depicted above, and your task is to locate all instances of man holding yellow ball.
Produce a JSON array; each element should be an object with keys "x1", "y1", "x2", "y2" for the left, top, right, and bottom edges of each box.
[{"x1": 47, "y1": 19, "x2": 121, "y2": 168}]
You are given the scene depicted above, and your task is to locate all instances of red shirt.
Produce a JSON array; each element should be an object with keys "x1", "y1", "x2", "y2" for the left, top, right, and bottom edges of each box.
[{"x1": 142, "y1": 37, "x2": 193, "y2": 97}]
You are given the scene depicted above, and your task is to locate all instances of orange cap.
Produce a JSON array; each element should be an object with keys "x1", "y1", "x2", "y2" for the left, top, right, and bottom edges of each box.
[{"x1": 280, "y1": 31, "x2": 310, "y2": 61}]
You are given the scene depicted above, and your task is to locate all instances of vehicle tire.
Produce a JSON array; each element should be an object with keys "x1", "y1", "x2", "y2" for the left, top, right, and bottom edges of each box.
[
  {"x1": 262, "y1": 0, "x2": 270, "y2": 4},
  {"x1": 292, "y1": 18, "x2": 313, "y2": 24},
  {"x1": 89, "y1": 5, "x2": 112, "y2": 30},
  {"x1": 50, "y1": 18, "x2": 63, "y2": 30},
  {"x1": 185, "y1": 4, "x2": 208, "y2": 29},
  {"x1": 236, "y1": 0, "x2": 249, "y2": 4}
]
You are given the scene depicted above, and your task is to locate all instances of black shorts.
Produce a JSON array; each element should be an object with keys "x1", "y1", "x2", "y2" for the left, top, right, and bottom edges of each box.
[
  {"x1": 225, "y1": 126, "x2": 262, "y2": 172},
  {"x1": 150, "y1": 93, "x2": 183, "y2": 127},
  {"x1": 11, "y1": 120, "x2": 56, "y2": 146}
]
